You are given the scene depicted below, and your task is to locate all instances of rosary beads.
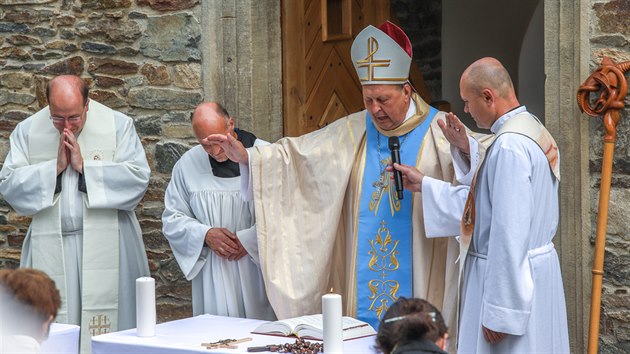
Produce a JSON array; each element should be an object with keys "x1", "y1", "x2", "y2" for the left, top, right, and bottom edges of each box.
[{"x1": 247, "y1": 338, "x2": 323, "y2": 353}]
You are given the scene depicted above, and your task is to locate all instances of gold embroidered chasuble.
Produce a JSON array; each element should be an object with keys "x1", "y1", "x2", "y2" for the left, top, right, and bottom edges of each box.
[{"x1": 249, "y1": 94, "x2": 461, "y2": 344}]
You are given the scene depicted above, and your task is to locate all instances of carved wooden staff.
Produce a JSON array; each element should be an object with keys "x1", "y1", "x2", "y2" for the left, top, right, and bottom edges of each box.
[{"x1": 577, "y1": 56, "x2": 630, "y2": 354}]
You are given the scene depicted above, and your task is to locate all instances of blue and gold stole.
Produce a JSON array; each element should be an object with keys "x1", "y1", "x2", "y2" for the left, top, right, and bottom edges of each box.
[{"x1": 356, "y1": 107, "x2": 437, "y2": 328}]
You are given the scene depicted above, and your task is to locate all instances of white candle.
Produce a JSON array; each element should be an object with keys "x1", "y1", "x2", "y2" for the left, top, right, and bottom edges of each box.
[
  {"x1": 322, "y1": 292, "x2": 343, "y2": 353},
  {"x1": 135, "y1": 277, "x2": 156, "y2": 337}
]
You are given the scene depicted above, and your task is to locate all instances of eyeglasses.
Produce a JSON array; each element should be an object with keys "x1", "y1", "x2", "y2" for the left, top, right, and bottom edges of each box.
[
  {"x1": 50, "y1": 105, "x2": 87, "y2": 124},
  {"x1": 50, "y1": 115, "x2": 82, "y2": 124}
]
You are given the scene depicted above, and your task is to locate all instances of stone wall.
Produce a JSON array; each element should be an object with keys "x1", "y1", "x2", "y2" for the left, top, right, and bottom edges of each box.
[
  {"x1": 0, "y1": 0, "x2": 206, "y2": 322},
  {"x1": 589, "y1": 0, "x2": 630, "y2": 352}
]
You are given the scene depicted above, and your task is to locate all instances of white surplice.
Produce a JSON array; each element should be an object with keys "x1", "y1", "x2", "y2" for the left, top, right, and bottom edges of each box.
[
  {"x1": 0, "y1": 111, "x2": 151, "y2": 336},
  {"x1": 162, "y1": 144, "x2": 276, "y2": 321},
  {"x1": 423, "y1": 108, "x2": 570, "y2": 354}
]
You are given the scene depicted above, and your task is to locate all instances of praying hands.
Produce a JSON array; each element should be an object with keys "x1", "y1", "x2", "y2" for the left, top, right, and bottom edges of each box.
[{"x1": 56, "y1": 128, "x2": 83, "y2": 175}]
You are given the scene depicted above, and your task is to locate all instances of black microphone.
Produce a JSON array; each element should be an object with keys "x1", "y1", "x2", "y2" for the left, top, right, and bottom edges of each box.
[{"x1": 388, "y1": 136, "x2": 404, "y2": 200}]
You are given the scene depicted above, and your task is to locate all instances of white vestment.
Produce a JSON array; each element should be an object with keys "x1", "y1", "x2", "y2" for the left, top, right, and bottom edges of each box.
[
  {"x1": 240, "y1": 95, "x2": 476, "y2": 352},
  {"x1": 0, "y1": 107, "x2": 151, "y2": 352},
  {"x1": 0, "y1": 335, "x2": 41, "y2": 354},
  {"x1": 162, "y1": 143, "x2": 276, "y2": 321},
  {"x1": 422, "y1": 108, "x2": 570, "y2": 353}
]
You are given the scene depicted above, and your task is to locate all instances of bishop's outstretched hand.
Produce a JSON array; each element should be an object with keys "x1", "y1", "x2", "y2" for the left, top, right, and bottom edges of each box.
[{"x1": 203, "y1": 133, "x2": 249, "y2": 164}]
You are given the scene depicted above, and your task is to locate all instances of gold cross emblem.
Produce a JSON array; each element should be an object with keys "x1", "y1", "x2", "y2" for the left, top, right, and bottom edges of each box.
[
  {"x1": 89, "y1": 314, "x2": 112, "y2": 336},
  {"x1": 356, "y1": 37, "x2": 391, "y2": 82}
]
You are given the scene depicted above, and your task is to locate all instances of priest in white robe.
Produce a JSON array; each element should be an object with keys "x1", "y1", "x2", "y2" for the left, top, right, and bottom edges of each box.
[
  {"x1": 0, "y1": 75, "x2": 151, "y2": 353},
  {"x1": 162, "y1": 102, "x2": 276, "y2": 321},
  {"x1": 206, "y1": 23, "x2": 476, "y2": 352},
  {"x1": 396, "y1": 58, "x2": 570, "y2": 353}
]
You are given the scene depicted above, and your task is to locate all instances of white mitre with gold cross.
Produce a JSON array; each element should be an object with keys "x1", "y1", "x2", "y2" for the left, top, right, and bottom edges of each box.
[{"x1": 351, "y1": 21, "x2": 413, "y2": 85}]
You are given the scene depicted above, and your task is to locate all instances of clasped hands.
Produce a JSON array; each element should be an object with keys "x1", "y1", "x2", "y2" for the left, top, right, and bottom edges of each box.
[
  {"x1": 387, "y1": 112, "x2": 470, "y2": 192},
  {"x1": 205, "y1": 228, "x2": 248, "y2": 261},
  {"x1": 56, "y1": 128, "x2": 83, "y2": 175}
]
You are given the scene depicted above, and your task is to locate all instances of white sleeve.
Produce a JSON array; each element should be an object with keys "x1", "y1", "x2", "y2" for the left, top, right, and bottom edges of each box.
[
  {"x1": 0, "y1": 121, "x2": 58, "y2": 216},
  {"x1": 421, "y1": 177, "x2": 469, "y2": 238},
  {"x1": 83, "y1": 114, "x2": 150, "y2": 211},
  {"x1": 237, "y1": 225, "x2": 260, "y2": 266},
  {"x1": 451, "y1": 136, "x2": 480, "y2": 186},
  {"x1": 161, "y1": 160, "x2": 209, "y2": 281},
  {"x1": 239, "y1": 152, "x2": 254, "y2": 202},
  {"x1": 482, "y1": 140, "x2": 536, "y2": 335}
]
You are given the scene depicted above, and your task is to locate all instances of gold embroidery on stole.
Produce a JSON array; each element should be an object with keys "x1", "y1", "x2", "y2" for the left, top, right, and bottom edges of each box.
[{"x1": 367, "y1": 220, "x2": 400, "y2": 320}]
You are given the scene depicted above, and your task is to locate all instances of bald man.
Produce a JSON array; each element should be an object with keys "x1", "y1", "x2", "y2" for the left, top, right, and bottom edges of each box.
[
  {"x1": 393, "y1": 57, "x2": 569, "y2": 353},
  {"x1": 0, "y1": 75, "x2": 151, "y2": 352},
  {"x1": 162, "y1": 102, "x2": 275, "y2": 320}
]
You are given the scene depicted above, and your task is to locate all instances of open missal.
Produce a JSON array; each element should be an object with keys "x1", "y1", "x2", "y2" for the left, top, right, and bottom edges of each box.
[{"x1": 252, "y1": 314, "x2": 376, "y2": 341}]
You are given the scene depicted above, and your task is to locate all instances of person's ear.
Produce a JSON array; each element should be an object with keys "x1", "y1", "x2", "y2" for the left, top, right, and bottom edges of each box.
[
  {"x1": 39, "y1": 315, "x2": 54, "y2": 342},
  {"x1": 436, "y1": 333, "x2": 448, "y2": 350},
  {"x1": 403, "y1": 84, "x2": 412, "y2": 101},
  {"x1": 481, "y1": 89, "x2": 494, "y2": 106}
]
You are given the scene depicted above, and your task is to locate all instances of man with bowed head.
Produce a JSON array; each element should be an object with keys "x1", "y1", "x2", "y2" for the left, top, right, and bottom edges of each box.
[
  {"x1": 207, "y1": 21, "x2": 477, "y2": 350},
  {"x1": 393, "y1": 57, "x2": 570, "y2": 353},
  {"x1": 0, "y1": 75, "x2": 151, "y2": 352},
  {"x1": 162, "y1": 102, "x2": 275, "y2": 320}
]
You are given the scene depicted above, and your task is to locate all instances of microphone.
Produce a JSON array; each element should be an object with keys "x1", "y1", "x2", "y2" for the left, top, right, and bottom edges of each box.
[{"x1": 388, "y1": 136, "x2": 404, "y2": 200}]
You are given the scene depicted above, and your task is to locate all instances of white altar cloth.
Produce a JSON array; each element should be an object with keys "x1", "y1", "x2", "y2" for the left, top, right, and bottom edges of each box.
[
  {"x1": 41, "y1": 323, "x2": 80, "y2": 354},
  {"x1": 92, "y1": 314, "x2": 377, "y2": 354}
]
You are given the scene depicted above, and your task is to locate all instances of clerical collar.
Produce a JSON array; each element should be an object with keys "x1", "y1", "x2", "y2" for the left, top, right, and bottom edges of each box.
[
  {"x1": 403, "y1": 99, "x2": 416, "y2": 123},
  {"x1": 490, "y1": 105, "x2": 527, "y2": 134},
  {"x1": 209, "y1": 128, "x2": 257, "y2": 178}
]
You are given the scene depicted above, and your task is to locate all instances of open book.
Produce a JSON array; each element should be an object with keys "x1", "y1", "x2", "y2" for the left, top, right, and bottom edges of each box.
[{"x1": 252, "y1": 314, "x2": 376, "y2": 341}]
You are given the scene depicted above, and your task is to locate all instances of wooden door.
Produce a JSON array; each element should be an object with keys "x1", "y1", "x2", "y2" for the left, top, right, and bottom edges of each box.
[{"x1": 282, "y1": 0, "x2": 391, "y2": 137}]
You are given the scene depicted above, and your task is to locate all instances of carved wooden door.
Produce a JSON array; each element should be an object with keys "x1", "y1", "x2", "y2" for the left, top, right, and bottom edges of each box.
[{"x1": 282, "y1": 0, "x2": 390, "y2": 137}]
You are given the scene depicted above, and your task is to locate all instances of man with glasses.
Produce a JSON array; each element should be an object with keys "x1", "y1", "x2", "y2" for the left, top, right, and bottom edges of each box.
[{"x1": 0, "y1": 75, "x2": 151, "y2": 352}]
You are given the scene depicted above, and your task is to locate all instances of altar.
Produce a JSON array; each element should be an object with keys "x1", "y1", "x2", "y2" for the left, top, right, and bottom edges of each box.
[
  {"x1": 92, "y1": 314, "x2": 378, "y2": 354},
  {"x1": 41, "y1": 323, "x2": 80, "y2": 354}
]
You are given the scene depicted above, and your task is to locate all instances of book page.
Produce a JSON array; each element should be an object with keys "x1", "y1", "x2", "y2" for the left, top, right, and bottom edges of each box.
[
  {"x1": 253, "y1": 314, "x2": 322, "y2": 336},
  {"x1": 274, "y1": 314, "x2": 322, "y2": 333},
  {"x1": 253, "y1": 314, "x2": 376, "y2": 341}
]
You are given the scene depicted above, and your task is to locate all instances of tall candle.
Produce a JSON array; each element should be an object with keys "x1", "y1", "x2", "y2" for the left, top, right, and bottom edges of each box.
[
  {"x1": 136, "y1": 277, "x2": 156, "y2": 337},
  {"x1": 322, "y1": 292, "x2": 343, "y2": 353}
]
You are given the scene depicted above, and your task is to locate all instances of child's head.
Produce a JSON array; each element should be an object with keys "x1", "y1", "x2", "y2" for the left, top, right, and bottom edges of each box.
[{"x1": 375, "y1": 297, "x2": 448, "y2": 354}]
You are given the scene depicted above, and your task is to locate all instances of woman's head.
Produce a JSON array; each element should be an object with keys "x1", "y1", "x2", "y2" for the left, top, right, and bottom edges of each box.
[{"x1": 375, "y1": 297, "x2": 448, "y2": 354}]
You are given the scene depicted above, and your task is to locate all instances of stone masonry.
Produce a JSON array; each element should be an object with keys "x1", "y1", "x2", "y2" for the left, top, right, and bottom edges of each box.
[
  {"x1": 0, "y1": 0, "x2": 205, "y2": 322},
  {"x1": 589, "y1": 1, "x2": 630, "y2": 352}
]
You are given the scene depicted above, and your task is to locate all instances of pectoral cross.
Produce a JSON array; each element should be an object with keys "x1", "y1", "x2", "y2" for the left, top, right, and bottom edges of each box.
[{"x1": 89, "y1": 315, "x2": 111, "y2": 336}]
